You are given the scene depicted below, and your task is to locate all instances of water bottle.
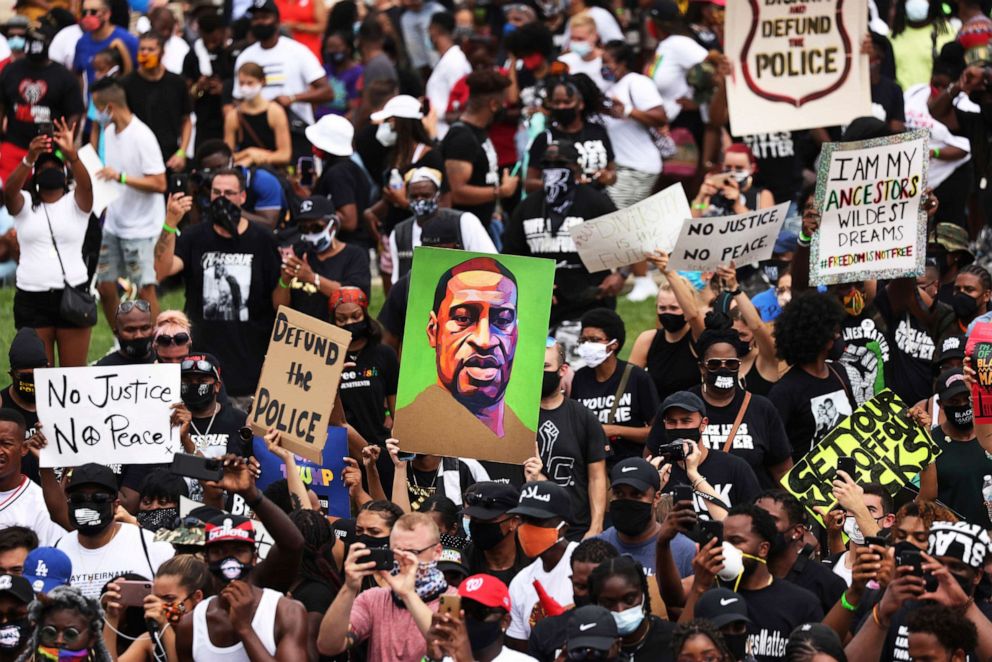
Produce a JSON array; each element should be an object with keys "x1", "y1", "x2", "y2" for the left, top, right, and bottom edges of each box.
[
  {"x1": 389, "y1": 169, "x2": 403, "y2": 191},
  {"x1": 983, "y1": 475, "x2": 992, "y2": 520}
]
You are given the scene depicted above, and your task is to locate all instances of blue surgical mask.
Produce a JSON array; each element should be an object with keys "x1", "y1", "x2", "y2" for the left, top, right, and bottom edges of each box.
[
  {"x1": 7, "y1": 36, "x2": 25, "y2": 52},
  {"x1": 905, "y1": 0, "x2": 929, "y2": 21},
  {"x1": 612, "y1": 602, "x2": 645, "y2": 635},
  {"x1": 570, "y1": 40, "x2": 592, "y2": 58},
  {"x1": 94, "y1": 105, "x2": 113, "y2": 126}
]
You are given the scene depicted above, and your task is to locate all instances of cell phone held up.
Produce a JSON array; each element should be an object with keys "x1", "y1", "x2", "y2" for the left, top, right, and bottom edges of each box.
[
  {"x1": 365, "y1": 547, "x2": 394, "y2": 571},
  {"x1": 689, "y1": 519, "x2": 723, "y2": 546},
  {"x1": 438, "y1": 594, "x2": 461, "y2": 618},
  {"x1": 836, "y1": 456, "x2": 857, "y2": 480},
  {"x1": 117, "y1": 580, "x2": 153, "y2": 608},
  {"x1": 170, "y1": 453, "x2": 223, "y2": 482},
  {"x1": 895, "y1": 547, "x2": 938, "y2": 592}
]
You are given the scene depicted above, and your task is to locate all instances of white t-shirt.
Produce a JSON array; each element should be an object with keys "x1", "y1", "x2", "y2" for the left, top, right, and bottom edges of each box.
[
  {"x1": 649, "y1": 35, "x2": 708, "y2": 121},
  {"x1": 444, "y1": 649, "x2": 537, "y2": 662},
  {"x1": 903, "y1": 83, "x2": 972, "y2": 189},
  {"x1": 603, "y1": 72, "x2": 666, "y2": 173},
  {"x1": 388, "y1": 211, "x2": 497, "y2": 284},
  {"x1": 234, "y1": 37, "x2": 326, "y2": 125},
  {"x1": 0, "y1": 477, "x2": 67, "y2": 547},
  {"x1": 426, "y1": 45, "x2": 471, "y2": 138},
  {"x1": 14, "y1": 191, "x2": 90, "y2": 291},
  {"x1": 832, "y1": 550, "x2": 853, "y2": 586},
  {"x1": 56, "y1": 523, "x2": 174, "y2": 599},
  {"x1": 562, "y1": 6, "x2": 624, "y2": 45},
  {"x1": 163, "y1": 34, "x2": 190, "y2": 75},
  {"x1": 104, "y1": 116, "x2": 166, "y2": 239},
  {"x1": 507, "y1": 541, "x2": 577, "y2": 641},
  {"x1": 49, "y1": 25, "x2": 83, "y2": 71},
  {"x1": 557, "y1": 52, "x2": 609, "y2": 92}
]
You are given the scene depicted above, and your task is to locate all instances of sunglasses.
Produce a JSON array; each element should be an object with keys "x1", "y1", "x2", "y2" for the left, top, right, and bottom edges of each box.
[
  {"x1": 67, "y1": 492, "x2": 114, "y2": 504},
  {"x1": 80, "y1": 8, "x2": 102, "y2": 15},
  {"x1": 117, "y1": 300, "x2": 151, "y2": 314},
  {"x1": 155, "y1": 332, "x2": 190, "y2": 347},
  {"x1": 39, "y1": 626, "x2": 83, "y2": 647},
  {"x1": 464, "y1": 492, "x2": 506, "y2": 509},
  {"x1": 702, "y1": 358, "x2": 741, "y2": 371},
  {"x1": 181, "y1": 359, "x2": 216, "y2": 374}
]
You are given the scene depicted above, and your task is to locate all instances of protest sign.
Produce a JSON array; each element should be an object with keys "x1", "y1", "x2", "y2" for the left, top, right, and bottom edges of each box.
[
  {"x1": 810, "y1": 129, "x2": 929, "y2": 286},
  {"x1": 34, "y1": 364, "x2": 180, "y2": 468},
  {"x1": 252, "y1": 426, "x2": 349, "y2": 518},
  {"x1": 572, "y1": 184, "x2": 691, "y2": 271},
  {"x1": 178, "y1": 496, "x2": 274, "y2": 560},
  {"x1": 781, "y1": 389, "x2": 940, "y2": 523},
  {"x1": 724, "y1": 0, "x2": 871, "y2": 136},
  {"x1": 392, "y1": 248, "x2": 554, "y2": 464},
  {"x1": 250, "y1": 306, "x2": 350, "y2": 463},
  {"x1": 668, "y1": 202, "x2": 789, "y2": 271},
  {"x1": 967, "y1": 324, "x2": 992, "y2": 424}
]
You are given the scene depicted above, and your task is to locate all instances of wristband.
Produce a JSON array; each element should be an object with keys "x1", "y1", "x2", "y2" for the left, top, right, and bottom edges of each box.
[
  {"x1": 278, "y1": 276, "x2": 290, "y2": 289},
  {"x1": 314, "y1": 273, "x2": 320, "y2": 288},
  {"x1": 932, "y1": 147, "x2": 941, "y2": 159},
  {"x1": 872, "y1": 604, "x2": 887, "y2": 628},
  {"x1": 727, "y1": 287, "x2": 742, "y2": 296},
  {"x1": 841, "y1": 591, "x2": 858, "y2": 612},
  {"x1": 162, "y1": 224, "x2": 179, "y2": 235},
  {"x1": 799, "y1": 229, "x2": 813, "y2": 243},
  {"x1": 175, "y1": 148, "x2": 186, "y2": 158},
  {"x1": 691, "y1": 476, "x2": 705, "y2": 489},
  {"x1": 692, "y1": 203, "x2": 708, "y2": 211},
  {"x1": 797, "y1": 236, "x2": 811, "y2": 248},
  {"x1": 22, "y1": 156, "x2": 34, "y2": 169},
  {"x1": 119, "y1": 172, "x2": 126, "y2": 185}
]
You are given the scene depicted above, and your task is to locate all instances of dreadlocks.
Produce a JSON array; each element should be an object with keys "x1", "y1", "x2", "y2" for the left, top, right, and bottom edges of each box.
[
  {"x1": 16, "y1": 586, "x2": 112, "y2": 662},
  {"x1": 290, "y1": 509, "x2": 335, "y2": 585}
]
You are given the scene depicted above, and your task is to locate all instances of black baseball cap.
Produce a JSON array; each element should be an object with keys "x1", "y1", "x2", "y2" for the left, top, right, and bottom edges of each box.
[
  {"x1": 8, "y1": 328, "x2": 48, "y2": 370},
  {"x1": 296, "y1": 196, "x2": 335, "y2": 222},
  {"x1": 0, "y1": 574, "x2": 34, "y2": 605},
  {"x1": 566, "y1": 605, "x2": 618, "y2": 651},
  {"x1": 649, "y1": 0, "x2": 680, "y2": 21},
  {"x1": 937, "y1": 335, "x2": 966, "y2": 364},
  {"x1": 937, "y1": 367, "x2": 969, "y2": 402},
  {"x1": 421, "y1": 214, "x2": 463, "y2": 249},
  {"x1": 610, "y1": 458, "x2": 660, "y2": 493},
  {"x1": 541, "y1": 140, "x2": 579, "y2": 167},
  {"x1": 508, "y1": 481, "x2": 570, "y2": 521},
  {"x1": 66, "y1": 464, "x2": 118, "y2": 495},
  {"x1": 463, "y1": 482, "x2": 520, "y2": 519},
  {"x1": 659, "y1": 391, "x2": 707, "y2": 417},
  {"x1": 694, "y1": 588, "x2": 751, "y2": 628},
  {"x1": 247, "y1": 0, "x2": 279, "y2": 16},
  {"x1": 785, "y1": 623, "x2": 847, "y2": 662}
]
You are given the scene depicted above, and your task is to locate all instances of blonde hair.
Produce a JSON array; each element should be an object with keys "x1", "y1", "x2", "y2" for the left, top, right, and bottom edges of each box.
[
  {"x1": 394, "y1": 512, "x2": 440, "y2": 542},
  {"x1": 568, "y1": 12, "x2": 597, "y2": 33}
]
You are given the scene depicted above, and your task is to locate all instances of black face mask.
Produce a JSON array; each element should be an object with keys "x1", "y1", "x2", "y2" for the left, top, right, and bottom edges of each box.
[
  {"x1": 705, "y1": 368, "x2": 738, "y2": 392},
  {"x1": 250, "y1": 22, "x2": 277, "y2": 41},
  {"x1": 13, "y1": 374, "x2": 35, "y2": 404},
  {"x1": 550, "y1": 107, "x2": 578, "y2": 126},
  {"x1": 181, "y1": 382, "x2": 215, "y2": 410},
  {"x1": 136, "y1": 507, "x2": 179, "y2": 531},
  {"x1": 723, "y1": 632, "x2": 748, "y2": 661},
  {"x1": 357, "y1": 534, "x2": 390, "y2": 549},
  {"x1": 341, "y1": 319, "x2": 369, "y2": 340},
  {"x1": 0, "y1": 619, "x2": 28, "y2": 650},
  {"x1": 119, "y1": 335, "x2": 152, "y2": 359},
  {"x1": 609, "y1": 500, "x2": 653, "y2": 537},
  {"x1": 665, "y1": 427, "x2": 701, "y2": 444},
  {"x1": 468, "y1": 519, "x2": 509, "y2": 551},
  {"x1": 209, "y1": 196, "x2": 242, "y2": 235},
  {"x1": 541, "y1": 370, "x2": 562, "y2": 398},
  {"x1": 944, "y1": 403, "x2": 974, "y2": 429},
  {"x1": 25, "y1": 39, "x2": 48, "y2": 63},
  {"x1": 542, "y1": 167, "x2": 576, "y2": 208},
  {"x1": 827, "y1": 338, "x2": 845, "y2": 361},
  {"x1": 658, "y1": 313, "x2": 687, "y2": 332},
  {"x1": 69, "y1": 500, "x2": 115, "y2": 535},
  {"x1": 465, "y1": 617, "x2": 502, "y2": 651},
  {"x1": 952, "y1": 291, "x2": 980, "y2": 322},
  {"x1": 35, "y1": 167, "x2": 66, "y2": 191}
]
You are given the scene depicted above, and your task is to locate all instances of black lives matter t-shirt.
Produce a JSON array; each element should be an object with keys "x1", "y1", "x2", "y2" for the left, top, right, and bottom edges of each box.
[
  {"x1": 839, "y1": 310, "x2": 890, "y2": 406},
  {"x1": 528, "y1": 124, "x2": 614, "y2": 183},
  {"x1": 737, "y1": 581, "x2": 824, "y2": 662},
  {"x1": 175, "y1": 222, "x2": 281, "y2": 396},
  {"x1": 767, "y1": 363, "x2": 855, "y2": 462},
  {"x1": 0, "y1": 59, "x2": 84, "y2": 149},
  {"x1": 689, "y1": 386, "x2": 792, "y2": 488},
  {"x1": 662, "y1": 449, "x2": 761, "y2": 520},
  {"x1": 339, "y1": 343, "x2": 399, "y2": 446},
  {"x1": 538, "y1": 398, "x2": 608, "y2": 536},
  {"x1": 441, "y1": 121, "x2": 499, "y2": 224},
  {"x1": 570, "y1": 360, "x2": 659, "y2": 465},
  {"x1": 737, "y1": 132, "x2": 804, "y2": 204}
]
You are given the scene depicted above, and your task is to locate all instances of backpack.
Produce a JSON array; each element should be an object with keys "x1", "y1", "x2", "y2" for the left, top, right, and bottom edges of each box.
[{"x1": 245, "y1": 165, "x2": 304, "y2": 229}]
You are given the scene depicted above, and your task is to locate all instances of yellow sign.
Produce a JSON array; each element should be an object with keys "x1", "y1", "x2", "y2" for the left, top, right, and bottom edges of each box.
[{"x1": 782, "y1": 389, "x2": 940, "y2": 521}]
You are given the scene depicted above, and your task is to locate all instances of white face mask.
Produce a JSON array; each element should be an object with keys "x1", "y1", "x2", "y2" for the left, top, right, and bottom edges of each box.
[
  {"x1": 611, "y1": 602, "x2": 645, "y2": 635},
  {"x1": 843, "y1": 515, "x2": 866, "y2": 545},
  {"x1": 577, "y1": 340, "x2": 613, "y2": 368},
  {"x1": 570, "y1": 40, "x2": 593, "y2": 58},
  {"x1": 240, "y1": 84, "x2": 262, "y2": 100},
  {"x1": 376, "y1": 122, "x2": 397, "y2": 147},
  {"x1": 718, "y1": 541, "x2": 744, "y2": 581},
  {"x1": 905, "y1": 0, "x2": 929, "y2": 22}
]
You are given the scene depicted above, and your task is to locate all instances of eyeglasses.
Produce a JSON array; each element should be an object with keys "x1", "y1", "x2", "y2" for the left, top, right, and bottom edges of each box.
[
  {"x1": 567, "y1": 648, "x2": 611, "y2": 661},
  {"x1": 39, "y1": 625, "x2": 83, "y2": 647},
  {"x1": 117, "y1": 300, "x2": 150, "y2": 314},
  {"x1": 394, "y1": 543, "x2": 438, "y2": 556},
  {"x1": 155, "y1": 332, "x2": 190, "y2": 347},
  {"x1": 703, "y1": 358, "x2": 741, "y2": 371},
  {"x1": 181, "y1": 359, "x2": 217, "y2": 374}
]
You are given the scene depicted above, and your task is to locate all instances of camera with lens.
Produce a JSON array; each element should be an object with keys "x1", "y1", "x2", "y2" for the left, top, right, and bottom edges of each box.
[{"x1": 654, "y1": 442, "x2": 687, "y2": 462}]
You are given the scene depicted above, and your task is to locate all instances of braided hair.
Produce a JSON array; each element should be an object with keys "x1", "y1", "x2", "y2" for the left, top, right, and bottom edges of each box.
[
  {"x1": 290, "y1": 509, "x2": 335, "y2": 585},
  {"x1": 671, "y1": 619, "x2": 733, "y2": 661},
  {"x1": 959, "y1": 264, "x2": 992, "y2": 293},
  {"x1": 588, "y1": 556, "x2": 652, "y2": 615},
  {"x1": 15, "y1": 586, "x2": 112, "y2": 662}
]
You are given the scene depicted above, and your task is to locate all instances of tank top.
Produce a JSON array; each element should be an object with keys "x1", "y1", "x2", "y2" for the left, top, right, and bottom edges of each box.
[
  {"x1": 645, "y1": 329, "x2": 699, "y2": 402},
  {"x1": 744, "y1": 361, "x2": 776, "y2": 397},
  {"x1": 238, "y1": 109, "x2": 278, "y2": 153},
  {"x1": 192, "y1": 588, "x2": 280, "y2": 661}
]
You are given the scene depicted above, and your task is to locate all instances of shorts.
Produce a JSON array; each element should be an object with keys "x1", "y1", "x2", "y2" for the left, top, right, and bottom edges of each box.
[
  {"x1": 14, "y1": 286, "x2": 92, "y2": 329},
  {"x1": 97, "y1": 231, "x2": 158, "y2": 287}
]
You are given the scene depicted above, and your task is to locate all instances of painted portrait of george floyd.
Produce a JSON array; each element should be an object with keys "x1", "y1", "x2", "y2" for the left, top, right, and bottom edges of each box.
[{"x1": 392, "y1": 248, "x2": 554, "y2": 464}]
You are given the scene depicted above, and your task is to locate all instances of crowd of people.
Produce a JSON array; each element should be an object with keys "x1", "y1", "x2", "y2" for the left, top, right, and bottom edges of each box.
[{"x1": 2, "y1": 0, "x2": 992, "y2": 660}]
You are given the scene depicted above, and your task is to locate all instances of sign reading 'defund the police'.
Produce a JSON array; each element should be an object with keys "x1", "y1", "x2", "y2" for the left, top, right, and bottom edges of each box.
[{"x1": 35, "y1": 364, "x2": 181, "y2": 468}]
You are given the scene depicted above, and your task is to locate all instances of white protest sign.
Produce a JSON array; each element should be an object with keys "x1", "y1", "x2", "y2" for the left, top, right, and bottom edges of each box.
[
  {"x1": 78, "y1": 145, "x2": 122, "y2": 215},
  {"x1": 669, "y1": 202, "x2": 790, "y2": 271},
  {"x1": 179, "y1": 495, "x2": 273, "y2": 559},
  {"x1": 725, "y1": 0, "x2": 871, "y2": 136},
  {"x1": 571, "y1": 184, "x2": 691, "y2": 272},
  {"x1": 35, "y1": 364, "x2": 180, "y2": 468},
  {"x1": 811, "y1": 129, "x2": 928, "y2": 285}
]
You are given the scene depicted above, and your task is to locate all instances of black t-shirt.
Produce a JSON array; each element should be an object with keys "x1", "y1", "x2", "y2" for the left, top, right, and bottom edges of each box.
[
  {"x1": 0, "y1": 59, "x2": 84, "y2": 149},
  {"x1": 737, "y1": 580, "x2": 824, "y2": 662},
  {"x1": 529, "y1": 612, "x2": 673, "y2": 662},
  {"x1": 503, "y1": 186, "x2": 618, "y2": 326},
  {"x1": 464, "y1": 539, "x2": 531, "y2": 587},
  {"x1": 767, "y1": 363, "x2": 856, "y2": 462},
  {"x1": 0, "y1": 387, "x2": 39, "y2": 483},
  {"x1": 175, "y1": 222, "x2": 281, "y2": 396},
  {"x1": 933, "y1": 426, "x2": 992, "y2": 529},
  {"x1": 689, "y1": 386, "x2": 792, "y2": 488},
  {"x1": 288, "y1": 244, "x2": 371, "y2": 322},
  {"x1": 874, "y1": 285, "x2": 940, "y2": 407},
  {"x1": 570, "y1": 361, "x2": 659, "y2": 465},
  {"x1": 784, "y1": 553, "x2": 847, "y2": 615},
  {"x1": 871, "y1": 76, "x2": 905, "y2": 125},
  {"x1": 839, "y1": 310, "x2": 890, "y2": 406},
  {"x1": 737, "y1": 132, "x2": 805, "y2": 204},
  {"x1": 94, "y1": 350, "x2": 156, "y2": 366},
  {"x1": 645, "y1": 329, "x2": 699, "y2": 403},
  {"x1": 528, "y1": 124, "x2": 614, "y2": 182},
  {"x1": 120, "y1": 71, "x2": 192, "y2": 160},
  {"x1": 538, "y1": 398, "x2": 609, "y2": 536},
  {"x1": 181, "y1": 46, "x2": 237, "y2": 145},
  {"x1": 441, "y1": 121, "x2": 499, "y2": 224},
  {"x1": 661, "y1": 448, "x2": 761, "y2": 520},
  {"x1": 339, "y1": 343, "x2": 399, "y2": 446},
  {"x1": 314, "y1": 158, "x2": 372, "y2": 248},
  {"x1": 377, "y1": 272, "x2": 410, "y2": 342},
  {"x1": 856, "y1": 598, "x2": 992, "y2": 662}
]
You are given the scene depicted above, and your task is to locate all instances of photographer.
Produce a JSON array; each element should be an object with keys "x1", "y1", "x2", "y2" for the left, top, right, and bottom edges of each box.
[{"x1": 690, "y1": 144, "x2": 774, "y2": 219}]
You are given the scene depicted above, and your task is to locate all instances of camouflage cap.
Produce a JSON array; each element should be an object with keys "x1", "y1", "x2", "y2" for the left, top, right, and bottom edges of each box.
[
  {"x1": 932, "y1": 223, "x2": 973, "y2": 255},
  {"x1": 155, "y1": 523, "x2": 206, "y2": 547}
]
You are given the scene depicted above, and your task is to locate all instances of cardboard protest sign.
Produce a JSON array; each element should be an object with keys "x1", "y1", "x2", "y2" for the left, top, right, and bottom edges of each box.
[
  {"x1": 250, "y1": 306, "x2": 350, "y2": 464},
  {"x1": 967, "y1": 323, "x2": 992, "y2": 424},
  {"x1": 179, "y1": 496, "x2": 274, "y2": 560},
  {"x1": 572, "y1": 184, "x2": 691, "y2": 271},
  {"x1": 668, "y1": 202, "x2": 789, "y2": 271},
  {"x1": 810, "y1": 129, "x2": 929, "y2": 286},
  {"x1": 724, "y1": 0, "x2": 871, "y2": 136},
  {"x1": 392, "y1": 248, "x2": 554, "y2": 464},
  {"x1": 781, "y1": 389, "x2": 940, "y2": 522},
  {"x1": 35, "y1": 364, "x2": 180, "y2": 468},
  {"x1": 252, "y1": 426, "x2": 349, "y2": 518}
]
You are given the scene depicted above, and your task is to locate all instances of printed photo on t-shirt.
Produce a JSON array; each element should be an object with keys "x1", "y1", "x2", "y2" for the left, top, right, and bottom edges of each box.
[
  {"x1": 201, "y1": 252, "x2": 253, "y2": 321},
  {"x1": 810, "y1": 391, "x2": 852, "y2": 441}
]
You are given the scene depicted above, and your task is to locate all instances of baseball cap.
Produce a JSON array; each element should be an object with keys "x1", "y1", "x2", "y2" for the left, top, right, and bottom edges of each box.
[
  {"x1": 247, "y1": 0, "x2": 279, "y2": 17},
  {"x1": 204, "y1": 514, "x2": 257, "y2": 545},
  {"x1": 181, "y1": 353, "x2": 222, "y2": 380},
  {"x1": 541, "y1": 140, "x2": 579, "y2": 167},
  {"x1": 610, "y1": 458, "x2": 660, "y2": 493},
  {"x1": 438, "y1": 547, "x2": 470, "y2": 581},
  {"x1": 0, "y1": 575, "x2": 34, "y2": 605},
  {"x1": 463, "y1": 482, "x2": 521, "y2": 519},
  {"x1": 786, "y1": 623, "x2": 847, "y2": 662},
  {"x1": 458, "y1": 574, "x2": 511, "y2": 611},
  {"x1": 23, "y1": 547, "x2": 72, "y2": 595},
  {"x1": 305, "y1": 115, "x2": 354, "y2": 156},
  {"x1": 937, "y1": 335, "x2": 966, "y2": 364},
  {"x1": 929, "y1": 521, "x2": 992, "y2": 569},
  {"x1": 8, "y1": 328, "x2": 48, "y2": 370},
  {"x1": 155, "y1": 521, "x2": 206, "y2": 548},
  {"x1": 296, "y1": 196, "x2": 336, "y2": 222},
  {"x1": 659, "y1": 391, "x2": 707, "y2": 417},
  {"x1": 774, "y1": 230, "x2": 798, "y2": 256},
  {"x1": 936, "y1": 367, "x2": 969, "y2": 402},
  {"x1": 933, "y1": 222, "x2": 973, "y2": 255},
  {"x1": 566, "y1": 605, "x2": 618, "y2": 651},
  {"x1": 421, "y1": 214, "x2": 463, "y2": 248},
  {"x1": 507, "y1": 481, "x2": 570, "y2": 521},
  {"x1": 649, "y1": 0, "x2": 680, "y2": 21},
  {"x1": 370, "y1": 94, "x2": 424, "y2": 122},
  {"x1": 694, "y1": 588, "x2": 751, "y2": 628},
  {"x1": 66, "y1": 464, "x2": 117, "y2": 494}
]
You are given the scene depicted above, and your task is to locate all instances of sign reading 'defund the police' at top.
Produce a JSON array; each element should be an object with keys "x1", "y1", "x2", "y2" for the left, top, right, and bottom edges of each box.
[{"x1": 35, "y1": 364, "x2": 181, "y2": 468}]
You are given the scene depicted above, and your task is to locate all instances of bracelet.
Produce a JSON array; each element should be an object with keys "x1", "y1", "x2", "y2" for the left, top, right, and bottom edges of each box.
[
  {"x1": 840, "y1": 591, "x2": 858, "y2": 612},
  {"x1": 932, "y1": 147, "x2": 941, "y2": 159},
  {"x1": 245, "y1": 491, "x2": 264, "y2": 509},
  {"x1": 872, "y1": 604, "x2": 887, "y2": 628},
  {"x1": 797, "y1": 236, "x2": 811, "y2": 248},
  {"x1": 691, "y1": 476, "x2": 705, "y2": 489},
  {"x1": 727, "y1": 287, "x2": 742, "y2": 296},
  {"x1": 278, "y1": 276, "x2": 290, "y2": 289},
  {"x1": 161, "y1": 224, "x2": 179, "y2": 235},
  {"x1": 174, "y1": 148, "x2": 186, "y2": 158},
  {"x1": 21, "y1": 156, "x2": 34, "y2": 168},
  {"x1": 799, "y1": 229, "x2": 813, "y2": 243},
  {"x1": 692, "y1": 203, "x2": 708, "y2": 211},
  {"x1": 314, "y1": 273, "x2": 320, "y2": 288},
  {"x1": 119, "y1": 172, "x2": 126, "y2": 185}
]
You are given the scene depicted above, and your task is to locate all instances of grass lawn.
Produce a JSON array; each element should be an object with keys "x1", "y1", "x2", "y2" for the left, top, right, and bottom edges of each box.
[{"x1": 0, "y1": 281, "x2": 660, "y2": 374}]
